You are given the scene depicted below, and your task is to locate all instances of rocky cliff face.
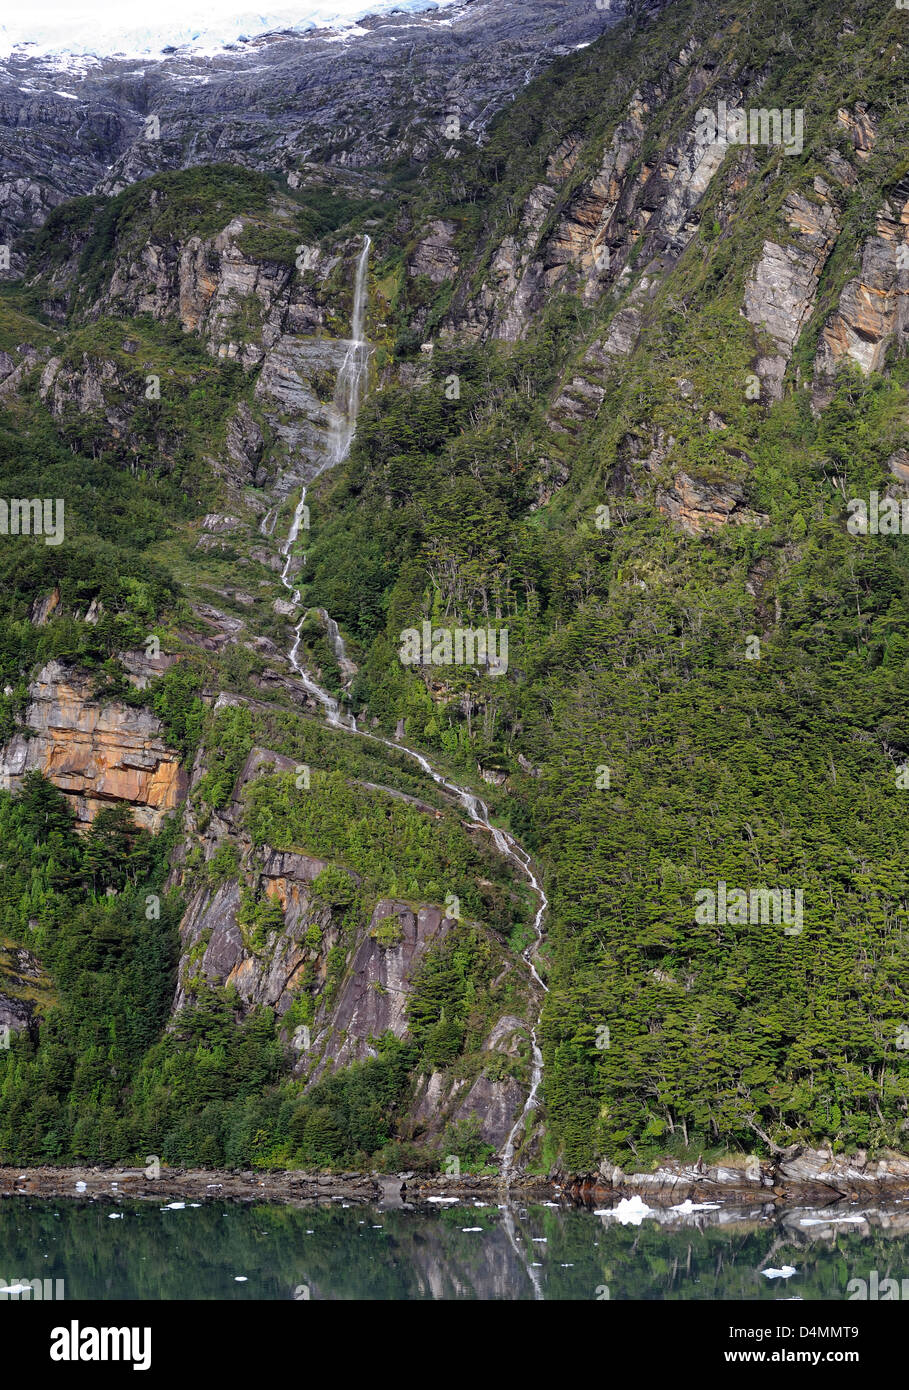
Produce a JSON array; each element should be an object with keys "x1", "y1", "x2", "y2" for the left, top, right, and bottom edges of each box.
[
  {"x1": 0, "y1": 659, "x2": 186, "y2": 830},
  {"x1": 440, "y1": 52, "x2": 906, "y2": 537},
  {"x1": 744, "y1": 182, "x2": 840, "y2": 402},
  {"x1": 2, "y1": 0, "x2": 908, "y2": 1177},
  {"x1": 455, "y1": 55, "x2": 742, "y2": 347},
  {"x1": 25, "y1": 207, "x2": 361, "y2": 517},
  {"x1": 165, "y1": 737, "x2": 533, "y2": 1149},
  {"x1": 96, "y1": 214, "x2": 329, "y2": 362},
  {"x1": 0, "y1": 1, "x2": 627, "y2": 260},
  {"x1": 308, "y1": 900, "x2": 458, "y2": 1075},
  {"x1": 813, "y1": 177, "x2": 909, "y2": 398},
  {"x1": 0, "y1": 943, "x2": 53, "y2": 1042}
]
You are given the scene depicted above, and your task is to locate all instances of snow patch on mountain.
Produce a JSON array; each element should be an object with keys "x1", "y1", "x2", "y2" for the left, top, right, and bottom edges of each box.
[{"x1": 0, "y1": 1, "x2": 452, "y2": 62}]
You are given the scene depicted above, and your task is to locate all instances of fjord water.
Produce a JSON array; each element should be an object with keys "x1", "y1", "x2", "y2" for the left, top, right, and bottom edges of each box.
[{"x1": 2, "y1": 1199, "x2": 907, "y2": 1300}]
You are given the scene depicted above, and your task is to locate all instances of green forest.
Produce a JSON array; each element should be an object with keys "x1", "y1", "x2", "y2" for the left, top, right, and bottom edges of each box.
[{"x1": 0, "y1": 0, "x2": 908, "y2": 1177}]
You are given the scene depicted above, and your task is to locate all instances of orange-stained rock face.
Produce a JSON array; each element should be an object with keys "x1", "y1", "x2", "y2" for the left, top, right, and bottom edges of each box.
[
  {"x1": 0, "y1": 660, "x2": 187, "y2": 830},
  {"x1": 814, "y1": 190, "x2": 909, "y2": 385}
]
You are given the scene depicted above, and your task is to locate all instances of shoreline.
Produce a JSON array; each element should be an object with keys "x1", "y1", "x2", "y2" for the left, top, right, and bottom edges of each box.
[
  {"x1": 0, "y1": 1166, "x2": 550, "y2": 1205},
  {"x1": 5, "y1": 1157, "x2": 909, "y2": 1207}
]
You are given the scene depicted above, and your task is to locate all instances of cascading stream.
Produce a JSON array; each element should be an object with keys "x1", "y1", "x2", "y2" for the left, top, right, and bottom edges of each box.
[{"x1": 276, "y1": 234, "x2": 547, "y2": 1183}]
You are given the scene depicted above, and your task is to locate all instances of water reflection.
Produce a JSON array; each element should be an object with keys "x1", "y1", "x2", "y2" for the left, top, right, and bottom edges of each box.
[{"x1": 0, "y1": 1197, "x2": 905, "y2": 1300}]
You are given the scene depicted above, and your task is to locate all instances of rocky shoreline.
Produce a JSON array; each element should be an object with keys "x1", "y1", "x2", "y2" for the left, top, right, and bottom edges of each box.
[
  {"x1": 0, "y1": 1165, "x2": 550, "y2": 1205},
  {"x1": 6, "y1": 1147, "x2": 909, "y2": 1207}
]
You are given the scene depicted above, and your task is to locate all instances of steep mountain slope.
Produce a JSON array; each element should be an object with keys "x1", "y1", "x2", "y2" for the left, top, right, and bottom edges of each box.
[
  {"x1": 0, "y1": 0, "x2": 623, "y2": 268},
  {"x1": 0, "y1": 0, "x2": 908, "y2": 1180}
]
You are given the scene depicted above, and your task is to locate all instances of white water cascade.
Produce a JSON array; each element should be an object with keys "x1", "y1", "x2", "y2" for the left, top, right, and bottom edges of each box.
[
  {"x1": 276, "y1": 233, "x2": 547, "y2": 1183},
  {"x1": 278, "y1": 236, "x2": 372, "y2": 729}
]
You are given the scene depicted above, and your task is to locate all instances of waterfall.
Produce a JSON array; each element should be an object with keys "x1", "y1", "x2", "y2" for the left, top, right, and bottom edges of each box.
[
  {"x1": 278, "y1": 235, "x2": 372, "y2": 726},
  {"x1": 275, "y1": 232, "x2": 548, "y2": 1182},
  {"x1": 328, "y1": 235, "x2": 372, "y2": 465}
]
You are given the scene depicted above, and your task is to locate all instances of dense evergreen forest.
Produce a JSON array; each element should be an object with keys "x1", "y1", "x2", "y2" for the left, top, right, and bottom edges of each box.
[{"x1": 0, "y1": 0, "x2": 908, "y2": 1176}]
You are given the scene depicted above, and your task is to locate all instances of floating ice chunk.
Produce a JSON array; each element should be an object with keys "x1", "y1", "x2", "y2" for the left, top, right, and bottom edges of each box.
[
  {"x1": 108, "y1": 1212, "x2": 123, "y2": 1219},
  {"x1": 670, "y1": 1199, "x2": 722, "y2": 1213},
  {"x1": 599, "y1": 1195, "x2": 653, "y2": 1226},
  {"x1": 461, "y1": 1227, "x2": 483, "y2": 1232},
  {"x1": 234, "y1": 1276, "x2": 247, "y2": 1282},
  {"x1": 762, "y1": 1266, "x2": 797, "y2": 1279},
  {"x1": 75, "y1": 1181, "x2": 87, "y2": 1192},
  {"x1": 160, "y1": 1202, "x2": 186, "y2": 1210},
  {"x1": 427, "y1": 1196, "x2": 459, "y2": 1204}
]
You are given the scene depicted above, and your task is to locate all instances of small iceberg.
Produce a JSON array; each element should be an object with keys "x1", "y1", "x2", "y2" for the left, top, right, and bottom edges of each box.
[
  {"x1": 75, "y1": 1181, "x2": 87, "y2": 1192},
  {"x1": 762, "y1": 1266, "x2": 797, "y2": 1279},
  {"x1": 670, "y1": 1199, "x2": 722, "y2": 1214},
  {"x1": 427, "y1": 1196, "x2": 459, "y2": 1204},
  {"x1": 108, "y1": 1212, "x2": 123, "y2": 1219},
  {"x1": 461, "y1": 1227, "x2": 483, "y2": 1232},
  {"x1": 597, "y1": 1196, "x2": 653, "y2": 1226},
  {"x1": 160, "y1": 1202, "x2": 186, "y2": 1211},
  {"x1": 234, "y1": 1276, "x2": 247, "y2": 1282}
]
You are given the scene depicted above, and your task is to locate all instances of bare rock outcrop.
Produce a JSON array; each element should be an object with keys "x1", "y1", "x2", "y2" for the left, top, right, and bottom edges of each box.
[
  {"x1": 813, "y1": 179, "x2": 909, "y2": 398},
  {"x1": 835, "y1": 104, "x2": 877, "y2": 161},
  {"x1": 610, "y1": 427, "x2": 768, "y2": 535},
  {"x1": 0, "y1": 660, "x2": 186, "y2": 830},
  {"x1": 253, "y1": 334, "x2": 351, "y2": 499},
  {"x1": 408, "y1": 220, "x2": 459, "y2": 284},
  {"x1": 308, "y1": 901, "x2": 458, "y2": 1074},
  {"x1": 221, "y1": 400, "x2": 266, "y2": 487},
  {"x1": 656, "y1": 471, "x2": 770, "y2": 535},
  {"x1": 743, "y1": 181, "x2": 840, "y2": 400}
]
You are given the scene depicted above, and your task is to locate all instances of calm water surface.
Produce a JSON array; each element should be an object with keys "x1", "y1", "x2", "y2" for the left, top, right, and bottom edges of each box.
[{"x1": 0, "y1": 1196, "x2": 906, "y2": 1300}]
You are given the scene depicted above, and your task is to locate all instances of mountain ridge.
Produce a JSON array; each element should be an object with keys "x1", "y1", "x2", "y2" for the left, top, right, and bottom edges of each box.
[{"x1": 0, "y1": 0, "x2": 907, "y2": 1179}]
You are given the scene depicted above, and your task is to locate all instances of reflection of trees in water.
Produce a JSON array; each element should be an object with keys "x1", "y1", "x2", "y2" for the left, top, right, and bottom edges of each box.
[{"x1": 1, "y1": 1200, "x2": 906, "y2": 1300}]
